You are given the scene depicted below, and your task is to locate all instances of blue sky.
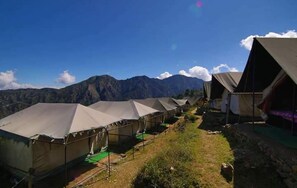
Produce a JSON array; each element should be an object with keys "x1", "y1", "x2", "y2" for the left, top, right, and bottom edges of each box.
[{"x1": 0, "y1": 0, "x2": 297, "y2": 89}]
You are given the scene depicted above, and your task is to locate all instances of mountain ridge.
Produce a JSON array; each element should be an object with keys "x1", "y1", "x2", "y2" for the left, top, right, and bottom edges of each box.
[{"x1": 0, "y1": 74, "x2": 203, "y2": 118}]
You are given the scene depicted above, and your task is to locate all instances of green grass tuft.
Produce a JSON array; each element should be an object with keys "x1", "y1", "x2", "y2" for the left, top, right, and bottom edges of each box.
[
  {"x1": 84, "y1": 151, "x2": 109, "y2": 164},
  {"x1": 133, "y1": 121, "x2": 200, "y2": 187}
]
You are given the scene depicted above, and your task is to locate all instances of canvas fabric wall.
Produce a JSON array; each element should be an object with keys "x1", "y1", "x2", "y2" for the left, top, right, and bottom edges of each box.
[
  {"x1": 0, "y1": 137, "x2": 32, "y2": 177},
  {"x1": 228, "y1": 94, "x2": 262, "y2": 117}
]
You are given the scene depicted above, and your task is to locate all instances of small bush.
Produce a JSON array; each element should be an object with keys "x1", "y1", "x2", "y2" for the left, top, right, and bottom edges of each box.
[
  {"x1": 184, "y1": 114, "x2": 197, "y2": 123},
  {"x1": 134, "y1": 148, "x2": 199, "y2": 188},
  {"x1": 164, "y1": 116, "x2": 179, "y2": 124},
  {"x1": 195, "y1": 106, "x2": 208, "y2": 115},
  {"x1": 175, "y1": 111, "x2": 182, "y2": 117},
  {"x1": 175, "y1": 121, "x2": 186, "y2": 132}
]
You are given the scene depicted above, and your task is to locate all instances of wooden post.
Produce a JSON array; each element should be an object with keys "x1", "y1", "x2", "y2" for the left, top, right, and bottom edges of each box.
[
  {"x1": 142, "y1": 119, "x2": 145, "y2": 151},
  {"x1": 28, "y1": 171, "x2": 32, "y2": 188},
  {"x1": 103, "y1": 127, "x2": 111, "y2": 177},
  {"x1": 64, "y1": 144, "x2": 67, "y2": 187},
  {"x1": 252, "y1": 51, "x2": 256, "y2": 131},
  {"x1": 225, "y1": 93, "x2": 231, "y2": 125},
  {"x1": 291, "y1": 83, "x2": 296, "y2": 135},
  {"x1": 108, "y1": 149, "x2": 111, "y2": 177},
  {"x1": 64, "y1": 135, "x2": 69, "y2": 187},
  {"x1": 131, "y1": 122, "x2": 135, "y2": 159}
]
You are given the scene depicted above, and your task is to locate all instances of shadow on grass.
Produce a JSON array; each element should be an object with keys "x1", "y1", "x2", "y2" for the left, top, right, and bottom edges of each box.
[
  {"x1": 164, "y1": 116, "x2": 179, "y2": 124},
  {"x1": 0, "y1": 166, "x2": 14, "y2": 188},
  {"x1": 198, "y1": 111, "x2": 286, "y2": 188},
  {"x1": 10, "y1": 124, "x2": 172, "y2": 188},
  {"x1": 109, "y1": 138, "x2": 142, "y2": 154},
  {"x1": 109, "y1": 124, "x2": 169, "y2": 155},
  {"x1": 198, "y1": 110, "x2": 262, "y2": 131},
  {"x1": 198, "y1": 111, "x2": 226, "y2": 131},
  {"x1": 35, "y1": 159, "x2": 99, "y2": 188},
  {"x1": 0, "y1": 160, "x2": 97, "y2": 188},
  {"x1": 148, "y1": 124, "x2": 169, "y2": 133}
]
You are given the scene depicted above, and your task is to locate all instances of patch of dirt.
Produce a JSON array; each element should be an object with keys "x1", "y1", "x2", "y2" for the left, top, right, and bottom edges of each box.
[{"x1": 198, "y1": 111, "x2": 287, "y2": 188}]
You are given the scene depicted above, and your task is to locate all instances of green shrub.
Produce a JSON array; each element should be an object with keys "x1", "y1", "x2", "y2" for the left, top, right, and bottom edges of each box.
[
  {"x1": 175, "y1": 111, "x2": 182, "y2": 117},
  {"x1": 164, "y1": 116, "x2": 179, "y2": 124},
  {"x1": 184, "y1": 114, "x2": 197, "y2": 123},
  {"x1": 195, "y1": 106, "x2": 208, "y2": 115},
  {"x1": 133, "y1": 122, "x2": 200, "y2": 188},
  {"x1": 134, "y1": 149, "x2": 199, "y2": 188}
]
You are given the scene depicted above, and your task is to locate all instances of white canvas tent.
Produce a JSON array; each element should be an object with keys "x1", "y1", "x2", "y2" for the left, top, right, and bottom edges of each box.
[
  {"x1": 203, "y1": 81, "x2": 211, "y2": 101},
  {"x1": 158, "y1": 97, "x2": 182, "y2": 114},
  {"x1": 0, "y1": 103, "x2": 121, "y2": 180},
  {"x1": 172, "y1": 98, "x2": 191, "y2": 112},
  {"x1": 210, "y1": 72, "x2": 242, "y2": 112},
  {"x1": 184, "y1": 96, "x2": 199, "y2": 106},
  {"x1": 229, "y1": 93, "x2": 262, "y2": 116},
  {"x1": 135, "y1": 98, "x2": 176, "y2": 122},
  {"x1": 236, "y1": 38, "x2": 297, "y2": 132},
  {"x1": 210, "y1": 72, "x2": 262, "y2": 117},
  {"x1": 89, "y1": 100, "x2": 158, "y2": 144}
]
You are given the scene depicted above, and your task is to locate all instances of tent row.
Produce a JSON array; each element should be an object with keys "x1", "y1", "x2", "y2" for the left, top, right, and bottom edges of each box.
[
  {"x1": 203, "y1": 37, "x2": 297, "y2": 129},
  {"x1": 0, "y1": 97, "x2": 198, "y2": 181},
  {"x1": 205, "y1": 72, "x2": 262, "y2": 118}
]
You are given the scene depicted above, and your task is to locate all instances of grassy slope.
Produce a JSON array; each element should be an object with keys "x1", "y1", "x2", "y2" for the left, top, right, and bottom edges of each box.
[
  {"x1": 84, "y1": 128, "x2": 178, "y2": 187},
  {"x1": 194, "y1": 117, "x2": 234, "y2": 188},
  {"x1": 77, "y1": 108, "x2": 285, "y2": 187},
  {"x1": 196, "y1": 110, "x2": 285, "y2": 188},
  {"x1": 84, "y1": 110, "x2": 236, "y2": 187}
]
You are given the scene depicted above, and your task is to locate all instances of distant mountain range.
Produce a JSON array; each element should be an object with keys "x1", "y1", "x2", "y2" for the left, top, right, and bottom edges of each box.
[{"x1": 0, "y1": 74, "x2": 203, "y2": 118}]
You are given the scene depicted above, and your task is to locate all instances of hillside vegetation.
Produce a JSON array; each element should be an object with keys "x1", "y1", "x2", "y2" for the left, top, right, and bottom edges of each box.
[{"x1": 0, "y1": 74, "x2": 203, "y2": 118}]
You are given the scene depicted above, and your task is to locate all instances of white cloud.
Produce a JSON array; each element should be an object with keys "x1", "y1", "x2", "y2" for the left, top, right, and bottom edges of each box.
[
  {"x1": 179, "y1": 70, "x2": 191, "y2": 77},
  {"x1": 240, "y1": 30, "x2": 297, "y2": 50},
  {"x1": 0, "y1": 70, "x2": 16, "y2": 86},
  {"x1": 175, "y1": 64, "x2": 239, "y2": 81},
  {"x1": 211, "y1": 64, "x2": 238, "y2": 74},
  {"x1": 0, "y1": 70, "x2": 35, "y2": 90},
  {"x1": 57, "y1": 70, "x2": 76, "y2": 84},
  {"x1": 179, "y1": 66, "x2": 211, "y2": 81},
  {"x1": 157, "y1": 72, "x2": 172, "y2": 79}
]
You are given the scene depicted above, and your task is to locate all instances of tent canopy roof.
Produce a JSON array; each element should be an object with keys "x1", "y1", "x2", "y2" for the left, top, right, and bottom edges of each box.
[
  {"x1": 236, "y1": 38, "x2": 297, "y2": 92},
  {"x1": 89, "y1": 100, "x2": 158, "y2": 120},
  {"x1": 158, "y1": 97, "x2": 180, "y2": 107},
  {"x1": 185, "y1": 96, "x2": 199, "y2": 105},
  {"x1": 172, "y1": 98, "x2": 187, "y2": 106},
  {"x1": 210, "y1": 72, "x2": 242, "y2": 99},
  {"x1": 0, "y1": 103, "x2": 122, "y2": 139},
  {"x1": 203, "y1": 81, "x2": 212, "y2": 101},
  {"x1": 135, "y1": 98, "x2": 176, "y2": 112}
]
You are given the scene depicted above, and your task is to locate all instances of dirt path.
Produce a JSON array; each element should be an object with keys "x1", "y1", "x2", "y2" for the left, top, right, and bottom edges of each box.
[{"x1": 194, "y1": 117, "x2": 234, "y2": 188}]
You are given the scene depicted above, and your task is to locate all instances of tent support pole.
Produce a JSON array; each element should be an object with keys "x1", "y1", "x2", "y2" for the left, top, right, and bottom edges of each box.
[
  {"x1": 131, "y1": 122, "x2": 135, "y2": 159},
  {"x1": 291, "y1": 83, "x2": 296, "y2": 135},
  {"x1": 102, "y1": 127, "x2": 111, "y2": 177},
  {"x1": 88, "y1": 131, "x2": 91, "y2": 153},
  {"x1": 28, "y1": 175, "x2": 32, "y2": 188},
  {"x1": 108, "y1": 150, "x2": 110, "y2": 177},
  {"x1": 252, "y1": 54, "x2": 255, "y2": 132},
  {"x1": 64, "y1": 145, "x2": 67, "y2": 187},
  {"x1": 142, "y1": 119, "x2": 145, "y2": 151},
  {"x1": 28, "y1": 168, "x2": 33, "y2": 188},
  {"x1": 225, "y1": 93, "x2": 231, "y2": 125},
  {"x1": 252, "y1": 89, "x2": 255, "y2": 131},
  {"x1": 64, "y1": 135, "x2": 69, "y2": 188}
]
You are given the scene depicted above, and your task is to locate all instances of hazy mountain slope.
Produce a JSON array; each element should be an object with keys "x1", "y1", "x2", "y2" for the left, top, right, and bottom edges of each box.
[{"x1": 0, "y1": 74, "x2": 203, "y2": 118}]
